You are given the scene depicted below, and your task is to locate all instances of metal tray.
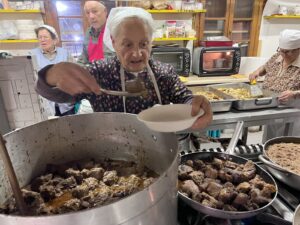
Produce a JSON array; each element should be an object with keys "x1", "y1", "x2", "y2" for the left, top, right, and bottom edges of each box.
[
  {"x1": 188, "y1": 86, "x2": 234, "y2": 112},
  {"x1": 208, "y1": 83, "x2": 279, "y2": 110}
]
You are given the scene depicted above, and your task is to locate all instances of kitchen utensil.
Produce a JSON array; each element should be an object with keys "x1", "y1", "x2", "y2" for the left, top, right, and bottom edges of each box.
[
  {"x1": 250, "y1": 79, "x2": 264, "y2": 98},
  {"x1": 100, "y1": 76, "x2": 147, "y2": 97},
  {"x1": 259, "y1": 136, "x2": 300, "y2": 191},
  {"x1": 137, "y1": 104, "x2": 204, "y2": 132},
  {"x1": 99, "y1": 87, "x2": 147, "y2": 97},
  {"x1": 0, "y1": 113, "x2": 178, "y2": 225},
  {"x1": 179, "y1": 121, "x2": 278, "y2": 219},
  {"x1": 0, "y1": 133, "x2": 27, "y2": 215}
]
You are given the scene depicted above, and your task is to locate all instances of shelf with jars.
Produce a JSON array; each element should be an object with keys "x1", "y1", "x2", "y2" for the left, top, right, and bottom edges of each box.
[
  {"x1": 0, "y1": 9, "x2": 42, "y2": 13},
  {"x1": 264, "y1": 15, "x2": 300, "y2": 19},
  {"x1": 0, "y1": 39, "x2": 38, "y2": 43}
]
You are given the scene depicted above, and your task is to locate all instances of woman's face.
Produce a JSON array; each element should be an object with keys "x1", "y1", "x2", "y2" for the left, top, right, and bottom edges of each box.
[
  {"x1": 112, "y1": 18, "x2": 152, "y2": 72},
  {"x1": 37, "y1": 29, "x2": 56, "y2": 52},
  {"x1": 279, "y1": 48, "x2": 300, "y2": 62}
]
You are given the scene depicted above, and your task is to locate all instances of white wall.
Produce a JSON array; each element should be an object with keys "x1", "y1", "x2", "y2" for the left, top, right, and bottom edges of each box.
[{"x1": 259, "y1": 0, "x2": 300, "y2": 58}]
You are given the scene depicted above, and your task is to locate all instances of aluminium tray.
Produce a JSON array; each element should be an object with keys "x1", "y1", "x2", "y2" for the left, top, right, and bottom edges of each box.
[
  {"x1": 188, "y1": 86, "x2": 234, "y2": 112},
  {"x1": 208, "y1": 83, "x2": 279, "y2": 110}
]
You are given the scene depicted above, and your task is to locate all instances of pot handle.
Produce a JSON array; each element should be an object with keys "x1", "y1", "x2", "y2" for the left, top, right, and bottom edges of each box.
[
  {"x1": 226, "y1": 121, "x2": 244, "y2": 155},
  {"x1": 258, "y1": 154, "x2": 291, "y2": 175}
]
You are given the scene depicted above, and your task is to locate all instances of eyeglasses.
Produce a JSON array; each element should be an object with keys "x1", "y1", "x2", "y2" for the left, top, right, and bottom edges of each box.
[{"x1": 276, "y1": 47, "x2": 299, "y2": 54}]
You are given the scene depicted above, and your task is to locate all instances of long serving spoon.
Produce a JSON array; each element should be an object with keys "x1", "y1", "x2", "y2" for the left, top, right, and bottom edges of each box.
[
  {"x1": 0, "y1": 133, "x2": 28, "y2": 215},
  {"x1": 99, "y1": 76, "x2": 148, "y2": 97}
]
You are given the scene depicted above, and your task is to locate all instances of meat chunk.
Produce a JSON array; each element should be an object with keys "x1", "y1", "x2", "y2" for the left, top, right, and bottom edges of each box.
[
  {"x1": 204, "y1": 166, "x2": 218, "y2": 179},
  {"x1": 89, "y1": 167, "x2": 105, "y2": 180},
  {"x1": 103, "y1": 170, "x2": 118, "y2": 186},
  {"x1": 178, "y1": 165, "x2": 194, "y2": 180},
  {"x1": 236, "y1": 182, "x2": 251, "y2": 193},
  {"x1": 212, "y1": 158, "x2": 224, "y2": 169},
  {"x1": 206, "y1": 182, "x2": 223, "y2": 198},
  {"x1": 189, "y1": 170, "x2": 204, "y2": 186},
  {"x1": 65, "y1": 168, "x2": 83, "y2": 183},
  {"x1": 56, "y1": 198, "x2": 81, "y2": 214},
  {"x1": 260, "y1": 183, "x2": 276, "y2": 198},
  {"x1": 218, "y1": 187, "x2": 237, "y2": 204},
  {"x1": 233, "y1": 193, "x2": 249, "y2": 208},
  {"x1": 180, "y1": 180, "x2": 200, "y2": 197}
]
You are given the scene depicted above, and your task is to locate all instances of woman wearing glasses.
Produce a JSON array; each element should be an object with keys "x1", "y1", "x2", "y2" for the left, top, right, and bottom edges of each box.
[
  {"x1": 31, "y1": 25, "x2": 76, "y2": 118},
  {"x1": 249, "y1": 29, "x2": 300, "y2": 140}
]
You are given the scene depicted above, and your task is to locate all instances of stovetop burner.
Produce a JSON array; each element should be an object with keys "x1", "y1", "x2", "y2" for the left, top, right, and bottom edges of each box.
[{"x1": 177, "y1": 141, "x2": 299, "y2": 225}]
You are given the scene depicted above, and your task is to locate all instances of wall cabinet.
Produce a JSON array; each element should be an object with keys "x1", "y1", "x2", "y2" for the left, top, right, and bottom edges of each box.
[{"x1": 201, "y1": 0, "x2": 265, "y2": 56}]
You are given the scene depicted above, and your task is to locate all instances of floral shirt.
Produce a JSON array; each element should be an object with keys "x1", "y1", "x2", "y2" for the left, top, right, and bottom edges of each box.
[
  {"x1": 36, "y1": 56, "x2": 193, "y2": 114},
  {"x1": 263, "y1": 52, "x2": 300, "y2": 93}
]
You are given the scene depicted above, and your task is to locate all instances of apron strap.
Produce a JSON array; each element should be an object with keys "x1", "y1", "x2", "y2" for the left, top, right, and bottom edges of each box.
[{"x1": 120, "y1": 63, "x2": 162, "y2": 113}]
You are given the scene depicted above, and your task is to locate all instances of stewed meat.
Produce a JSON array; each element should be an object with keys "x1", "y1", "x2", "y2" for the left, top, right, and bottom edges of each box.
[
  {"x1": 0, "y1": 159, "x2": 157, "y2": 216},
  {"x1": 178, "y1": 157, "x2": 276, "y2": 212}
]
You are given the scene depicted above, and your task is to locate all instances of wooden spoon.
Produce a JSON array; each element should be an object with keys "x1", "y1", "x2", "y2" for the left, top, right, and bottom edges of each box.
[{"x1": 0, "y1": 133, "x2": 28, "y2": 215}]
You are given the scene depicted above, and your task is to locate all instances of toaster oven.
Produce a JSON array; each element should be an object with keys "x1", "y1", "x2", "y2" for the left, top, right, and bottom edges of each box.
[
  {"x1": 192, "y1": 46, "x2": 241, "y2": 76},
  {"x1": 151, "y1": 47, "x2": 191, "y2": 77}
]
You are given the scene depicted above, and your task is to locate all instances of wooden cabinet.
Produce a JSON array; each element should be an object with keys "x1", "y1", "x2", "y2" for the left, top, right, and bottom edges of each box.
[{"x1": 200, "y1": 0, "x2": 265, "y2": 56}]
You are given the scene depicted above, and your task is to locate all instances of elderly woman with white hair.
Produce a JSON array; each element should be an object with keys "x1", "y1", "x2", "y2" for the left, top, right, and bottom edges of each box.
[
  {"x1": 249, "y1": 29, "x2": 300, "y2": 140},
  {"x1": 35, "y1": 7, "x2": 212, "y2": 130},
  {"x1": 31, "y1": 25, "x2": 76, "y2": 118}
]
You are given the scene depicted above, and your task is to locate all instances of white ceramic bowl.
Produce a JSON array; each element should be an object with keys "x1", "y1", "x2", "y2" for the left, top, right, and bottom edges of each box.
[
  {"x1": 137, "y1": 104, "x2": 204, "y2": 133},
  {"x1": 294, "y1": 204, "x2": 300, "y2": 225}
]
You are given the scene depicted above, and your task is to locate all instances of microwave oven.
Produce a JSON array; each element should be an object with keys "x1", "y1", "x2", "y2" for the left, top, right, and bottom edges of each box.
[
  {"x1": 151, "y1": 47, "x2": 190, "y2": 77},
  {"x1": 192, "y1": 46, "x2": 241, "y2": 76}
]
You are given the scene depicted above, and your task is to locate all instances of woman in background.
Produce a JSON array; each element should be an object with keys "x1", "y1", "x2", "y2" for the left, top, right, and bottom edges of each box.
[
  {"x1": 249, "y1": 29, "x2": 300, "y2": 141},
  {"x1": 31, "y1": 25, "x2": 77, "y2": 117}
]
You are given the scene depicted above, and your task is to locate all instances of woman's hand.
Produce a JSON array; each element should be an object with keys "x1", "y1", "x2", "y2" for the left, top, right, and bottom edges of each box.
[
  {"x1": 248, "y1": 71, "x2": 260, "y2": 82},
  {"x1": 278, "y1": 90, "x2": 296, "y2": 104},
  {"x1": 46, "y1": 62, "x2": 101, "y2": 96},
  {"x1": 190, "y1": 95, "x2": 213, "y2": 130}
]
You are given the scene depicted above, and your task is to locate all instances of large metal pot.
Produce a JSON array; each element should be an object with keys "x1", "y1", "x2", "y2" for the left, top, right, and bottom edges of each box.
[
  {"x1": 259, "y1": 136, "x2": 300, "y2": 191},
  {"x1": 0, "y1": 112, "x2": 178, "y2": 225}
]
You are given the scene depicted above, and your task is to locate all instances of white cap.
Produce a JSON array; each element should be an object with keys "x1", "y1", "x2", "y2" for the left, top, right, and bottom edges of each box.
[
  {"x1": 36, "y1": 25, "x2": 59, "y2": 40},
  {"x1": 279, "y1": 29, "x2": 300, "y2": 50},
  {"x1": 103, "y1": 7, "x2": 154, "y2": 52}
]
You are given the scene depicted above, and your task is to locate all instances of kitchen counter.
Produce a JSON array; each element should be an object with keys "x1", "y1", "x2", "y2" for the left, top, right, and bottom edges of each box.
[{"x1": 183, "y1": 106, "x2": 300, "y2": 135}]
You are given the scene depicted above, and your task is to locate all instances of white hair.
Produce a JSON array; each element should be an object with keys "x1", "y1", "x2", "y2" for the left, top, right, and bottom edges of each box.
[{"x1": 103, "y1": 7, "x2": 154, "y2": 52}]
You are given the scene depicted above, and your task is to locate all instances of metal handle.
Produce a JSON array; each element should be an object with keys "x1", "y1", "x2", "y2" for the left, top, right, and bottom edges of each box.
[
  {"x1": 100, "y1": 88, "x2": 145, "y2": 97},
  {"x1": 0, "y1": 133, "x2": 28, "y2": 215},
  {"x1": 255, "y1": 98, "x2": 272, "y2": 105},
  {"x1": 258, "y1": 154, "x2": 291, "y2": 174},
  {"x1": 226, "y1": 121, "x2": 244, "y2": 155}
]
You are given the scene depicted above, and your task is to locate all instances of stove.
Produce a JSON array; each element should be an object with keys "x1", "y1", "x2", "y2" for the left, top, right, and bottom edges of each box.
[{"x1": 177, "y1": 141, "x2": 299, "y2": 225}]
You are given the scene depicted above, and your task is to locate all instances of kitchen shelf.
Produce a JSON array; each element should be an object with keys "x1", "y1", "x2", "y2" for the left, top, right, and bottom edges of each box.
[
  {"x1": 264, "y1": 15, "x2": 300, "y2": 19},
  {"x1": 147, "y1": 9, "x2": 206, "y2": 14},
  {"x1": 153, "y1": 37, "x2": 197, "y2": 41},
  {"x1": 0, "y1": 9, "x2": 42, "y2": 13},
  {"x1": 0, "y1": 39, "x2": 38, "y2": 43},
  {"x1": 233, "y1": 18, "x2": 253, "y2": 21}
]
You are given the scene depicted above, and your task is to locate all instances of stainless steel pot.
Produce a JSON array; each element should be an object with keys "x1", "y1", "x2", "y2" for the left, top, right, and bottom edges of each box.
[
  {"x1": 259, "y1": 136, "x2": 300, "y2": 191},
  {"x1": 0, "y1": 112, "x2": 178, "y2": 225}
]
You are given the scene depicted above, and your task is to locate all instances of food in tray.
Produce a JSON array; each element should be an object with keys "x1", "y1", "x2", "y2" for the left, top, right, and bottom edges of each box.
[
  {"x1": 195, "y1": 91, "x2": 223, "y2": 101},
  {"x1": 217, "y1": 87, "x2": 263, "y2": 99},
  {"x1": 0, "y1": 159, "x2": 157, "y2": 215},
  {"x1": 266, "y1": 143, "x2": 300, "y2": 175},
  {"x1": 178, "y1": 157, "x2": 276, "y2": 211}
]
